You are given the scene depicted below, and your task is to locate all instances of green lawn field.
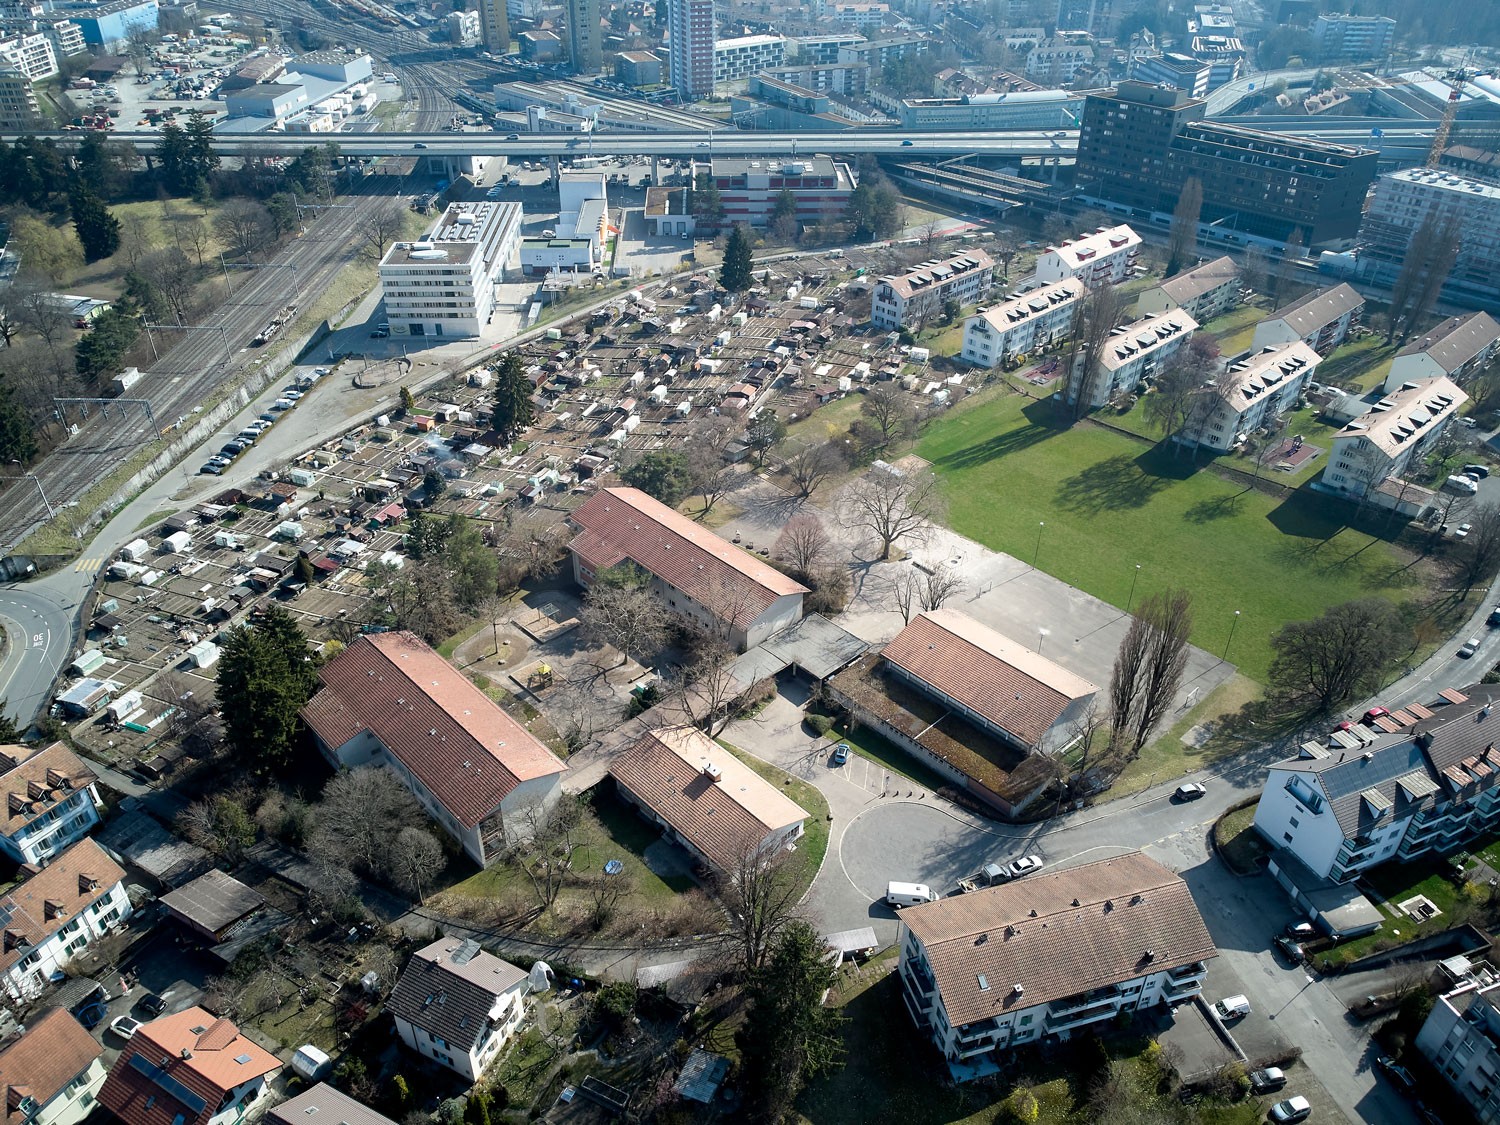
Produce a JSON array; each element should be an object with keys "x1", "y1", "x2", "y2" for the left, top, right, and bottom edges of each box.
[{"x1": 916, "y1": 390, "x2": 1429, "y2": 682}]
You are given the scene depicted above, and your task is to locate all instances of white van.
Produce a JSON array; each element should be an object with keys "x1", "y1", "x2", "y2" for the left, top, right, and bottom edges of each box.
[
  {"x1": 886, "y1": 882, "x2": 938, "y2": 908},
  {"x1": 1214, "y1": 994, "x2": 1251, "y2": 1020}
]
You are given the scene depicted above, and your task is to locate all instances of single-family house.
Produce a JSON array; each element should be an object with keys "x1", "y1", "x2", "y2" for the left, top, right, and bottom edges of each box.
[
  {"x1": 0, "y1": 1007, "x2": 108, "y2": 1125},
  {"x1": 1250, "y1": 283, "x2": 1364, "y2": 353},
  {"x1": 0, "y1": 837, "x2": 130, "y2": 1004},
  {"x1": 1385, "y1": 311, "x2": 1500, "y2": 392},
  {"x1": 898, "y1": 852, "x2": 1215, "y2": 1080},
  {"x1": 300, "y1": 632, "x2": 568, "y2": 866},
  {"x1": 0, "y1": 741, "x2": 101, "y2": 866},
  {"x1": 388, "y1": 937, "x2": 531, "y2": 1083},
  {"x1": 567, "y1": 487, "x2": 808, "y2": 651},
  {"x1": 268, "y1": 1086, "x2": 397, "y2": 1125},
  {"x1": 96, "y1": 1009, "x2": 281, "y2": 1125},
  {"x1": 610, "y1": 726, "x2": 809, "y2": 873}
]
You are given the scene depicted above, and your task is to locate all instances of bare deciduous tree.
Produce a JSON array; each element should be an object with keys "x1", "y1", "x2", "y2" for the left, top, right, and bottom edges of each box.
[
  {"x1": 388, "y1": 826, "x2": 445, "y2": 903},
  {"x1": 775, "y1": 513, "x2": 831, "y2": 575},
  {"x1": 507, "y1": 797, "x2": 585, "y2": 910},
  {"x1": 172, "y1": 213, "x2": 213, "y2": 267},
  {"x1": 1107, "y1": 590, "x2": 1194, "y2": 761},
  {"x1": 307, "y1": 766, "x2": 425, "y2": 878},
  {"x1": 919, "y1": 563, "x2": 963, "y2": 612},
  {"x1": 840, "y1": 463, "x2": 945, "y2": 560},
  {"x1": 12, "y1": 283, "x2": 72, "y2": 348},
  {"x1": 670, "y1": 638, "x2": 745, "y2": 735},
  {"x1": 214, "y1": 198, "x2": 273, "y2": 261},
  {"x1": 137, "y1": 247, "x2": 199, "y2": 324},
  {"x1": 580, "y1": 581, "x2": 671, "y2": 666},
  {"x1": 1065, "y1": 283, "x2": 1124, "y2": 419},
  {"x1": 1450, "y1": 504, "x2": 1500, "y2": 597},
  {"x1": 718, "y1": 836, "x2": 804, "y2": 973},
  {"x1": 357, "y1": 201, "x2": 407, "y2": 261},
  {"x1": 892, "y1": 566, "x2": 921, "y2": 624},
  {"x1": 859, "y1": 382, "x2": 918, "y2": 450},
  {"x1": 785, "y1": 440, "x2": 845, "y2": 498}
]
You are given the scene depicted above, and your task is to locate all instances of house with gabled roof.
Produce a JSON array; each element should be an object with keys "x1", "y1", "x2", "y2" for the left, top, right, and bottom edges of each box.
[
  {"x1": 1251, "y1": 282, "x2": 1364, "y2": 353},
  {"x1": 1135, "y1": 255, "x2": 1240, "y2": 322},
  {"x1": 898, "y1": 852, "x2": 1215, "y2": 1080},
  {"x1": 0, "y1": 837, "x2": 129, "y2": 1004},
  {"x1": 0, "y1": 1007, "x2": 107, "y2": 1125},
  {"x1": 567, "y1": 487, "x2": 808, "y2": 651},
  {"x1": 1386, "y1": 311, "x2": 1500, "y2": 392},
  {"x1": 609, "y1": 726, "x2": 808, "y2": 874},
  {"x1": 0, "y1": 741, "x2": 101, "y2": 866},
  {"x1": 387, "y1": 937, "x2": 531, "y2": 1083},
  {"x1": 96, "y1": 1008, "x2": 280, "y2": 1125},
  {"x1": 300, "y1": 632, "x2": 568, "y2": 866},
  {"x1": 1325, "y1": 376, "x2": 1467, "y2": 498}
]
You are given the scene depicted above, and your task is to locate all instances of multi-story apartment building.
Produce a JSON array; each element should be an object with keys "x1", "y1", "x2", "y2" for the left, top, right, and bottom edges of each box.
[
  {"x1": 615, "y1": 49, "x2": 662, "y2": 87},
  {"x1": 816, "y1": 0, "x2": 888, "y2": 29},
  {"x1": 836, "y1": 33, "x2": 926, "y2": 70},
  {"x1": 1358, "y1": 168, "x2": 1500, "y2": 307},
  {"x1": 1386, "y1": 312, "x2": 1500, "y2": 392},
  {"x1": 668, "y1": 0, "x2": 714, "y2": 99},
  {"x1": 871, "y1": 249, "x2": 996, "y2": 330},
  {"x1": 1135, "y1": 255, "x2": 1239, "y2": 321},
  {"x1": 1023, "y1": 39, "x2": 1095, "y2": 83},
  {"x1": 961, "y1": 277, "x2": 1084, "y2": 368},
  {"x1": 1254, "y1": 686, "x2": 1500, "y2": 893},
  {"x1": 1313, "y1": 13, "x2": 1394, "y2": 61},
  {"x1": 0, "y1": 61, "x2": 38, "y2": 129},
  {"x1": 1056, "y1": 0, "x2": 1111, "y2": 34},
  {"x1": 763, "y1": 62, "x2": 867, "y2": 96},
  {"x1": 1324, "y1": 376, "x2": 1466, "y2": 499},
  {"x1": 1071, "y1": 310, "x2": 1198, "y2": 408},
  {"x1": 564, "y1": 0, "x2": 600, "y2": 73},
  {"x1": 1129, "y1": 51, "x2": 1210, "y2": 99},
  {"x1": 1179, "y1": 341, "x2": 1321, "y2": 454},
  {"x1": 1419, "y1": 977, "x2": 1500, "y2": 1123},
  {"x1": 898, "y1": 851, "x2": 1214, "y2": 1080},
  {"x1": 1250, "y1": 283, "x2": 1364, "y2": 353},
  {"x1": 0, "y1": 838, "x2": 130, "y2": 1003},
  {"x1": 0, "y1": 741, "x2": 101, "y2": 866},
  {"x1": 447, "y1": 9, "x2": 480, "y2": 46},
  {"x1": 0, "y1": 30, "x2": 54, "y2": 79},
  {"x1": 698, "y1": 155, "x2": 855, "y2": 228},
  {"x1": 1035, "y1": 224, "x2": 1141, "y2": 288},
  {"x1": 1077, "y1": 81, "x2": 1377, "y2": 245},
  {"x1": 378, "y1": 201, "x2": 522, "y2": 339},
  {"x1": 0, "y1": 1008, "x2": 107, "y2": 1125},
  {"x1": 792, "y1": 33, "x2": 865, "y2": 65},
  {"x1": 713, "y1": 34, "x2": 785, "y2": 84},
  {"x1": 476, "y1": 0, "x2": 508, "y2": 53},
  {"x1": 44, "y1": 20, "x2": 85, "y2": 57}
]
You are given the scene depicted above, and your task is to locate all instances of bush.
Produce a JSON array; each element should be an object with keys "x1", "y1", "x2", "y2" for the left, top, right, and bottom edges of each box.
[
  {"x1": 807, "y1": 714, "x2": 834, "y2": 736},
  {"x1": 1000, "y1": 1087, "x2": 1039, "y2": 1123},
  {"x1": 596, "y1": 980, "x2": 637, "y2": 1031}
]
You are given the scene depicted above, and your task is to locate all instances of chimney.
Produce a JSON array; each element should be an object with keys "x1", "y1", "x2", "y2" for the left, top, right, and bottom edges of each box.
[{"x1": 703, "y1": 763, "x2": 722, "y2": 783}]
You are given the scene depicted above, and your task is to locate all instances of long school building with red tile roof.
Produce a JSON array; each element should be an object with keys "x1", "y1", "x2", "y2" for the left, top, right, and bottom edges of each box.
[
  {"x1": 568, "y1": 487, "x2": 807, "y2": 651},
  {"x1": 300, "y1": 632, "x2": 567, "y2": 866}
]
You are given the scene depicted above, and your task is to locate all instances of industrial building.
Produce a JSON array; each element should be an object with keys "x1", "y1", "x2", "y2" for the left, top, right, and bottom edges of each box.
[{"x1": 378, "y1": 201, "x2": 523, "y2": 339}]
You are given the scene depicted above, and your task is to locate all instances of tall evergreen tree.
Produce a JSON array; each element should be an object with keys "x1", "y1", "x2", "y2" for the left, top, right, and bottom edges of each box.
[
  {"x1": 156, "y1": 121, "x2": 194, "y2": 195},
  {"x1": 491, "y1": 353, "x2": 535, "y2": 444},
  {"x1": 214, "y1": 605, "x2": 322, "y2": 772},
  {"x1": 70, "y1": 187, "x2": 121, "y2": 262},
  {"x1": 0, "y1": 379, "x2": 37, "y2": 465},
  {"x1": 720, "y1": 224, "x2": 753, "y2": 292}
]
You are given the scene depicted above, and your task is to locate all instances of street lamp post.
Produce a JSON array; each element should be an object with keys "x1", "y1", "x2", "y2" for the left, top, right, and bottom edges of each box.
[
  {"x1": 1127, "y1": 564, "x2": 1142, "y2": 613},
  {"x1": 1033, "y1": 520, "x2": 1044, "y2": 568},
  {"x1": 1038, "y1": 627, "x2": 1049, "y2": 655},
  {"x1": 1224, "y1": 610, "x2": 1241, "y2": 660}
]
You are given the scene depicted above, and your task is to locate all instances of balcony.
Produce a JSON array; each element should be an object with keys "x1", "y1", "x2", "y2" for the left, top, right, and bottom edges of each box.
[
  {"x1": 1165, "y1": 962, "x2": 1208, "y2": 983},
  {"x1": 1049, "y1": 985, "x2": 1122, "y2": 1019}
]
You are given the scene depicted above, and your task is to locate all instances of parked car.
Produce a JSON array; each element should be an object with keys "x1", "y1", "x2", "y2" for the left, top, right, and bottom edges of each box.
[
  {"x1": 199, "y1": 461, "x2": 224, "y2": 475},
  {"x1": 1464, "y1": 464, "x2": 1491, "y2": 479},
  {"x1": 1363, "y1": 706, "x2": 1390, "y2": 724},
  {"x1": 1490, "y1": 605, "x2": 1500, "y2": 627},
  {"x1": 1375, "y1": 1056, "x2": 1416, "y2": 1093},
  {"x1": 1005, "y1": 855, "x2": 1043, "y2": 879},
  {"x1": 109, "y1": 1015, "x2": 142, "y2": 1039},
  {"x1": 830, "y1": 743, "x2": 850, "y2": 766},
  {"x1": 1445, "y1": 474, "x2": 1480, "y2": 495},
  {"x1": 138, "y1": 993, "x2": 167, "y2": 1017},
  {"x1": 1174, "y1": 782, "x2": 1207, "y2": 801},
  {"x1": 1285, "y1": 922, "x2": 1316, "y2": 940},
  {"x1": 1460, "y1": 636, "x2": 1481, "y2": 658},
  {"x1": 220, "y1": 442, "x2": 244, "y2": 457},
  {"x1": 1268, "y1": 1095, "x2": 1312, "y2": 1123},
  {"x1": 1249, "y1": 1067, "x2": 1286, "y2": 1093},
  {"x1": 1455, "y1": 523, "x2": 1473, "y2": 539},
  {"x1": 1214, "y1": 994, "x2": 1251, "y2": 1020},
  {"x1": 1273, "y1": 935, "x2": 1304, "y2": 964}
]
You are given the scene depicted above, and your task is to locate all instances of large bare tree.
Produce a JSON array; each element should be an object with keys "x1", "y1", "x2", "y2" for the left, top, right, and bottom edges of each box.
[
  {"x1": 918, "y1": 562, "x2": 964, "y2": 612},
  {"x1": 1107, "y1": 589, "x2": 1194, "y2": 761},
  {"x1": 785, "y1": 440, "x2": 846, "y2": 498},
  {"x1": 1064, "y1": 283, "x2": 1124, "y2": 419},
  {"x1": 507, "y1": 796, "x2": 586, "y2": 911},
  {"x1": 580, "y1": 578, "x2": 671, "y2": 666},
  {"x1": 718, "y1": 835, "x2": 805, "y2": 973},
  {"x1": 307, "y1": 766, "x2": 426, "y2": 878},
  {"x1": 839, "y1": 463, "x2": 945, "y2": 560},
  {"x1": 858, "y1": 383, "x2": 918, "y2": 451},
  {"x1": 1450, "y1": 504, "x2": 1500, "y2": 597},
  {"x1": 357, "y1": 201, "x2": 407, "y2": 261},
  {"x1": 775, "y1": 513, "x2": 832, "y2": 575}
]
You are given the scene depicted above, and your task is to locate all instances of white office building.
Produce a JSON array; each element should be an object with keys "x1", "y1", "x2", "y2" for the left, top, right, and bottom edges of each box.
[
  {"x1": 713, "y1": 34, "x2": 786, "y2": 84},
  {"x1": 1035, "y1": 224, "x2": 1141, "y2": 288},
  {"x1": 960, "y1": 277, "x2": 1084, "y2": 368},
  {"x1": 378, "y1": 201, "x2": 523, "y2": 338},
  {"x1": 1313, "y1": 13, "x2": 1394, "y2": 61},
  {"x1": 0, "y1": 30, "x2": 54, "y2": 79}
]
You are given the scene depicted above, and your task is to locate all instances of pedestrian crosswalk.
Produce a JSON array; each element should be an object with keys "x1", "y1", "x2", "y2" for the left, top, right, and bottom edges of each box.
[{"x1": 72, "y1": 557, "x2": 105, "y2": 574}]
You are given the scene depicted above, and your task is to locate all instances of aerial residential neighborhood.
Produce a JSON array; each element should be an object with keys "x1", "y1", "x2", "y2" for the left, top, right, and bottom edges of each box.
[{"x1": 5, "y1": 0, "x2": 1500, "y2": 1123}]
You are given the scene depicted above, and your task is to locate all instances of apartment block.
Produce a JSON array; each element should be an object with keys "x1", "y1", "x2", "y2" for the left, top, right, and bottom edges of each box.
[
  {"x1": 1386, "y1": 312, "x2": 1500, "y2": 391},
  {"x1": 1179, "y1": 341, "x2": 1321, "y2": 454},
  {"x1": 713, "y1": 34, "x2": 786, "y2": 84},
  {"x1": 0, "y1": 741, "x2": 102, "y2": 866},
  {"x1": 1250, "y1": 283, "x2": 1364, "y2": 353},
  {"x1": 669, "y1": 0, "x2": 714, "y2": 98},
  {"x1": 1071, "y1": 310, "x2": 1197, "y2": 408},
  {"x1": 871, "y1": 249, "x2": 996, "y2": 330},
  {"x1": 1325, "y1": 376, "x2": 1466, "y2": 499},
  {"x1": 1313, "y1": 13, "x2": 1394, "y2": 61},
  {"x1": 1419, "y1": 978, "x2": 1500, "y2": 1123},
  {"x1": 1035, "y1": 224, "x2": 1141, "y2": 288},
  {"x1": 378, "y1": 201, "x2": 522, "y2": 339},
  {"x1": 1135, "y1": 255, "x2": 1239, "y2": 321},
  {"x1": 1023, "y1": 39, "x2": 1095, "y2": 83},
  {"x1": 565, "y1": 0, "x2": 600, "y2": 73},
  {"x1": 0, "y1": 30, "x2": 54, "y2": 79},
  {"x1": 960, "y1": 277, "x2": 1084, "y2": 367},
  {"x1": 898, "y1": 852, "x2": 1214, "y2": 1080},
  {"x1": 476, "y1": 0, "x2": 507, "y2": 53},
  {"x1": 0, "y1": 61, "x2": 38, "y2": 129},
  {"x1": 1358, "y1": 168, "x2": 1500, "y2": 307}
]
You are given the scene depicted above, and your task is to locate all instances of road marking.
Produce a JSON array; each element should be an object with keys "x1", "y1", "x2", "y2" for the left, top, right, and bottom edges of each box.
[
  {"x1": 72, "y1": 557, "x2": 103, "y2": 573},
  {"x1": 30, "y1": 633, "x2": 43, "y2": 648}
]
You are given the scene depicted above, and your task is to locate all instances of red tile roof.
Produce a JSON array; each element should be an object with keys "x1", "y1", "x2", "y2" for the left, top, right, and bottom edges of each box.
[
  {"x1": 98, "y1": 1008, "x2": 280, "y2": 1125},
  {"x1": 0, "y1": 838, "x2": 123, "y2": 976},
  {"x1": 880, "y1": 609, "x2": 1098, "y2": 748},
  {"x1": 299, "y1": 633, "x2": 566, "y2": 829},
  {"x1": 902, "y1": 852, "x2": 1216, "y2": 1027},
  {"x1": 569, "y1": 488, "x2": 807, "y2": 631},
  {"x1": 0, "y1": 741, "x2": 96, "y2": 835},
  {"x1": 0, "y1": 1008, "x2": 103, "y2": 1125},
  {"x1": 609, "y1": 727, "x2": 807, "y2": 871}
]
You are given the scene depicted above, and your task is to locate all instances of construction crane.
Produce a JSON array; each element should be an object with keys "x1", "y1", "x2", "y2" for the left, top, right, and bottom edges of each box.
[{"x1": 1428, "y1": 67, "x2": 1473, "y2": 168}]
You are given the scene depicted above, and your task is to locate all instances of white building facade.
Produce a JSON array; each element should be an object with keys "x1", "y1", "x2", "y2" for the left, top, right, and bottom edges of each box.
[
  {"x1": 1325, "y1": 376, "x2": 1467, "y2": 499},
  {"x1": 1072, "y1": 310, "x2": 1197, "y2": 408},
  {"x1": 713, "y1": 34, "x2": 787, "y2": 83},
  {"x1": 378, "y1": 201, "x2": 522, "y2": 338},
  {"x1": 0, "y1": 31, "x2": 55, "y2": 80},
  {"x1": 960, "y1": 278, "x2": 1084, "y2": 368},
  {"x1": 871, "y1": 249, "x2": 996, "y2": 330},
  {"x1": 668, "y1": 0, "x2": 714, "y2": 99},
  {"x1": 1180, "y1": 341, "x2": 1320, "y2": 454},
  {"x1": 1035, "y1": 224, "x2": 1141, "y2": 288},
  {"x1": 1419, "y1": 979, "x2": 1500, "y2": 1123}
]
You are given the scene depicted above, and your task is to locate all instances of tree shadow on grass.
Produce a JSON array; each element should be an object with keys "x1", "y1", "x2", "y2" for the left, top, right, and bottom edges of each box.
[
  {"x1": 1055, "y1": 452, "x2": 1173, "y2": 516},
  {"x1": 1183, "y1": 493, "x2": 1246, "y2": 523},
  {"x1": 926, "y1": 397, "x2": 1067, "y2": 472}
]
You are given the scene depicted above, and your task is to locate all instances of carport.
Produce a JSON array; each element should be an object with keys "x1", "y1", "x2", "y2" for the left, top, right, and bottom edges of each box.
[
  {"x1": 1267, "y1": 848, "x2": 1383, "y2": 938},
  {"x1": 727, "y1": 613, "x2": 870, "y2": 690}
]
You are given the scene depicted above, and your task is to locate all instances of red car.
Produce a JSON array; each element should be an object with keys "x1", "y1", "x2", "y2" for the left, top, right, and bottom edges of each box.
[{"x1": 1363, "y1": 706, "x2": 1391, "y2": 724}]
